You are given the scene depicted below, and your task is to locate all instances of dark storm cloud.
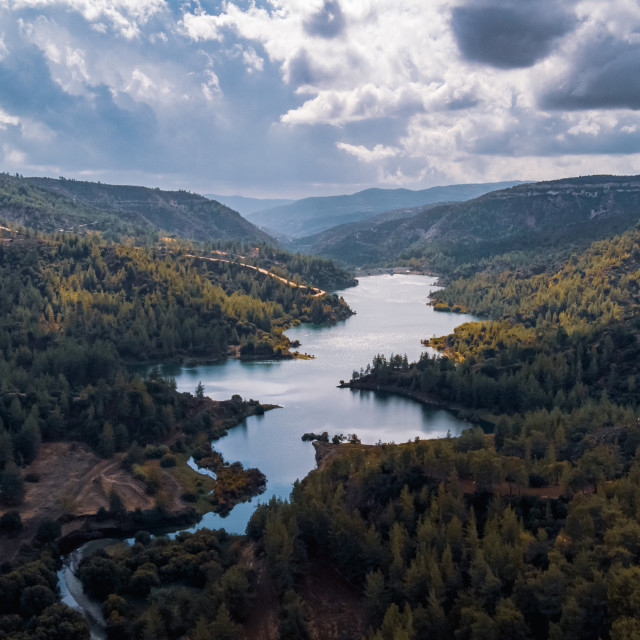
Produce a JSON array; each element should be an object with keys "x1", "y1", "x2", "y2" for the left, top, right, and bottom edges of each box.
[
  {"x1": 450, "y1": 0, "x2": 576, "y2": 69},
  {"x1": 542, "y1": 39, "x2": 640, "y2": 111},
  {"x1": 0, "y1": 44, "x2": 75, "y2": 117},
  {"x1": 304, "y1": 0, "x2": 346, "y2": 39}
]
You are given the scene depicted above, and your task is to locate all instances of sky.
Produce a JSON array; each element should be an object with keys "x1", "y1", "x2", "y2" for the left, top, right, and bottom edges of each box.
[{"x1": 0, "y1": 0, "x2": 639, "y2": 198}]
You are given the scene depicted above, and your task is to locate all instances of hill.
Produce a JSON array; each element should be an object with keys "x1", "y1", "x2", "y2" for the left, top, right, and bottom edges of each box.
[
  {"x1": 0, "y1": 173, "x2": 272, "y2": 244},
  {"x1": 246, "y1": 181, "x2": 524, "y2": 238},
  {"x1": 298, "y1": 175, "x2": 640, "y2": 268}
]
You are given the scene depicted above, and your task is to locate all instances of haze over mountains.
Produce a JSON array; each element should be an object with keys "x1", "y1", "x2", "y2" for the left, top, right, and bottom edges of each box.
[
  {"x1": 244, "y1": 181, "x2": 526, "y2": 238},
  {"x1": 296, "y1": 175, "x2": 640, "y2": 267},
  {"x1": 203, "y1": 194, "x2": 295, "y2": 216}
]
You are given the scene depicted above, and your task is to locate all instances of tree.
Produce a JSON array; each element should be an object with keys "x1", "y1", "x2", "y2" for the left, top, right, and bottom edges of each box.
[
  {"x1": 278, "y1": 590, "x2": 311, "y2": 640},
  {"x1": 0, "y1": 462, "x2": 25, "y2": 504},
  {"x1": 195, "y1": 381, "x2": 205, "y2": 398},
  {"x1": 0, "y1": 510, "x2": 22, "y2": 534},
  {"x1": 209, "y1": 605, "x2": 239, "y2": 640},
  {"x1": 36, "y1": 519, "x2": 61, "y2": 544},
  {"x1": 20, "y1": 585, "x2": 56, "y2": 617},
  {"x1": 30, "y1": 603, "x2": 90, "y2": 640},
  {"x1": 364, "y1": 570, "x2": 388, "y2": 626}
]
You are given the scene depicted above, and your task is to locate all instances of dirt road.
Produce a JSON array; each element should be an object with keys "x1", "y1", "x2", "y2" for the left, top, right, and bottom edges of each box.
[{"x1": 186, "y1": 254, "x2": 327, "y2": 297}]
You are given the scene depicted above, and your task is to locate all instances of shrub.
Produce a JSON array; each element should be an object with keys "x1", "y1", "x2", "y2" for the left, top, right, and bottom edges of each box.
[
  {"x1": 160, "y1": 454, "x2": 177, "y2": 468},
  {"x1": 36, "y1": 519, "x2": 61, "y2": 544},
  {"x1": 529, "y1": 473, "x2": 547, "y2": 488},
  {"x1": 0, "y1": 510, "x2": 22, "y2": 534},
  {"x1": 144, "y1": 444, "x2": 168, "y2": 459}
]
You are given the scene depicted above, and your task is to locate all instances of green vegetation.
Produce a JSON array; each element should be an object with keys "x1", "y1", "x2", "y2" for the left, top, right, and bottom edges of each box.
[
  {"x1": 303, "y1": 175, "x2": 640, "y2": 267},
  {"x1": 0, "y1": 173, "x2": 271, "y2": 243},
  {"x1": 0, "y1": 553, "x2": 89, "y2": 639},
  {"x1": 315, "y1": 216, "x2": 640, "y2": 637},
  {"x1": 8, "y1": 172, "x2": 640, "y2": 639},
  {"x1": 70, "y1": 427, "x2": 640, "y2": 640},
  {"x1": 351, "y1": 222, "x2": 640, "y2": 448},
  {"x1": 249, "y1": 437, "x2": 640, "y2": 640},
  {"x1": 0, "y1": 219, "x2": 355, "y2": 638},
  {"x1": 0, "y1": 230, "x2": 349, "y2": 467},
  {"x1": 75, "y1": 529, "x2": 252, "y2": 640}
]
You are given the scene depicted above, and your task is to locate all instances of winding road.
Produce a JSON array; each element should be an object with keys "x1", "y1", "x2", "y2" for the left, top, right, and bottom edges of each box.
[{"x1": 185, "y1": 254, "x2": 327, "y2": 297}]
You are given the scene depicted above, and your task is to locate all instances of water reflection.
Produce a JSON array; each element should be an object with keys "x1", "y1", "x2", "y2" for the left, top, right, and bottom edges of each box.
[{"x1": 168, "y1": 275, "x2": 477, "y2": 534}]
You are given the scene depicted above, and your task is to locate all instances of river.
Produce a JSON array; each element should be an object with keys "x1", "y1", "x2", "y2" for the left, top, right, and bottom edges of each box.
[{"x1": 59, "y1": 274, "x2": 476, "y2": 633}]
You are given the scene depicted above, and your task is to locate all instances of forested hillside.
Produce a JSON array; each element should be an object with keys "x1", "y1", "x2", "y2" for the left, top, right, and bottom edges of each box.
[
  {"x1": 0, "y1": 173, "x2": 139, "y2": 239},
  {"x1": 302, "y1": 175, "x2": 640, "y2": 268},
  {"x1": 5, "y1": 173, "x2": 640, "y2": 640},
  {"x1": 49, "y1": 216, "x2": 640, "y2": 640},
  {"x1": 0, "y1": 226, "x2": 353, "y2": 625},
  {"x1": 64, "y1": 423, "x2": 640, "y2": 640},
  {"x1": 0, "y1": 174, "x2": 271, "y2": 243},
  {"x1": 248, "y1": 181, "x2": 523, "y2": 239}
]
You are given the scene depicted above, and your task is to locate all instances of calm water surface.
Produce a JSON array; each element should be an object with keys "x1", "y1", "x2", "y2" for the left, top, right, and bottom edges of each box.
[
  {"x1": 162, "y1": 274, "x2": 476, "y2": 534},
  {"x1": 60, "y1": 275, "x2": 478, "y2": 637}
]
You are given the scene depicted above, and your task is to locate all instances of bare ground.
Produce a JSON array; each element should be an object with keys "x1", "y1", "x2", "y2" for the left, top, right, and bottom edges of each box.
[
  {"x1": 239, "y1": 545, "x2": 364, "y2": 640},
  {"x1": 300, "y1": 557, "x2": 365, "y2": 640},
  {"x1": 0, "y1": 441, "x2": 187, "y2": 562}
]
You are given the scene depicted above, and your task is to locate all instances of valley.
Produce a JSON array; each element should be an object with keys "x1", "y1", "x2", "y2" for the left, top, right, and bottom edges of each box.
[{"x1": 2, "y1": 174, "x2": 640, "y2": 640}]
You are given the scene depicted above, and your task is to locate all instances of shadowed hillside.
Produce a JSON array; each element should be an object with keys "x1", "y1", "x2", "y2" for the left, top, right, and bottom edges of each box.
[
  {"x1": 248, "y1": 181, "x2": 524, "y2": 238},
  {"x1": 297, "y1": 175, "x2": 640, "y2": 268}
]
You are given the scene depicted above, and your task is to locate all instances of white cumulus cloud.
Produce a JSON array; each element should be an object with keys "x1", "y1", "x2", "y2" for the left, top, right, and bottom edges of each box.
[
  {"x1": 336, "y1": 142, "x2": 400, "y2": 163},
  {"x1": 11, "y1": 0, "x2": 165, "y2": 38}
]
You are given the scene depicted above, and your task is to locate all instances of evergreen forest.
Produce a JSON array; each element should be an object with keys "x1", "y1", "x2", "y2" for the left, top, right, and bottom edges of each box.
[{"x1": 3, "y1": 175, "x2": 640, "y2": 640}]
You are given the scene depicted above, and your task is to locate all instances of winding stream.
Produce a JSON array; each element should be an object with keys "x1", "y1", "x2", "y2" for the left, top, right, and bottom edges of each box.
[{"x1": 59, "y1": 274, "x2": 477, "y2": 633}]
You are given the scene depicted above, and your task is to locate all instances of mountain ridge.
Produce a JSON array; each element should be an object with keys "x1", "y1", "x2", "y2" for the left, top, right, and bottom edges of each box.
[
  {"x1": 203, "y1": 193, "x2": 295, "y2": 216},
  {"x1": 297, "y1": 174, "x2": 640, "y2": 267},
  {"x1": 246, "y1": 181, "x2": 526, "y2": 238},
  {"x1": 26, "y1": 177, "x2": 272, "y2": 243},
  {"x1": 0, "y1": 173, "x2": 272, "y2": 244}
]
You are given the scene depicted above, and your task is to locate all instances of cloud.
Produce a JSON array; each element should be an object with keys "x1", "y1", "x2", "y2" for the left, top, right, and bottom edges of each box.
[
  {"x1": 336, "y1": 142, "x2": 400, "y2": 162},
  {"x1": 536, "y1": 1, "x2": 640, "y2": 111},
  {"x1": 282, "y1": 84, "x2": 427, "y2": 125},
  {"x1": 1, "y1": 0, "x2": 640, "y2": 198},
  {"x1": 20, "y1": 14, "x2": 221, "y2": 109},
  {"x1": 242, "y1": 46, "x2": 263, "y2": 73},
  {"x1": 0, "y1": 107, "x2": 19, "y2": 128},
  {"x1": 304, "y1": 0, "x2": 346, "y2": 39},
  {"x1": 450, "y1": 0, "x2": 576, "y2": 69},
  {"x1": 12, "y1": 0, "x2": 166, "y2": 38},
  {"x1": 0, "y1": 35, "x2": 8, "y2": 60},
  {"x1": 542, "y1": 40, "x2": 640, "y2": 111}
]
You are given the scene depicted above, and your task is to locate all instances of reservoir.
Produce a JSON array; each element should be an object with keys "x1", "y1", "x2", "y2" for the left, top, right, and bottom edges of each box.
[
  {"x1": 162, "y1": 274, "x2": 476, "y2": 534},
  {"x1": 59, "y1": 274, "x2": 477, "y2": 635}
]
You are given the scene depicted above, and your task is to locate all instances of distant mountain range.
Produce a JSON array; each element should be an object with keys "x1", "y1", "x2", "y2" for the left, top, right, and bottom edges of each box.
[
  {"x1": 204, "y1": 194, "x2": 295, "y2": 216},
  {"x1": 295, "y1": 175, "x2": 640, "y2": 267},
  {"x1": 0, "y1": 175, "x2": 271, "y2": 243},
  {"x1": 244, "y1": 181, "x2": 526, "y2": 238},
  {"x1": 4, "y1": 174, "x2": 638, "y2": 273}
]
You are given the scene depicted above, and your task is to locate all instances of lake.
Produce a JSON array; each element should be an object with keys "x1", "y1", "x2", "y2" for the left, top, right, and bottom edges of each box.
[
  {"x1": 160, "y1": 274, "x2": 476, "y2": 534},
  {"x1": 59, "y1": 274, "x2": 478, "y2": 637}
]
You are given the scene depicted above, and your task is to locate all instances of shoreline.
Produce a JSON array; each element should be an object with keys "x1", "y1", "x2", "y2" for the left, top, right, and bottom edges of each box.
[
  {"x1": 354, "y1": 266, "x2": 438, "y2": 278},
  {"x1": 339, "y1": 379, "x2": 496, "y2": 429}
]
